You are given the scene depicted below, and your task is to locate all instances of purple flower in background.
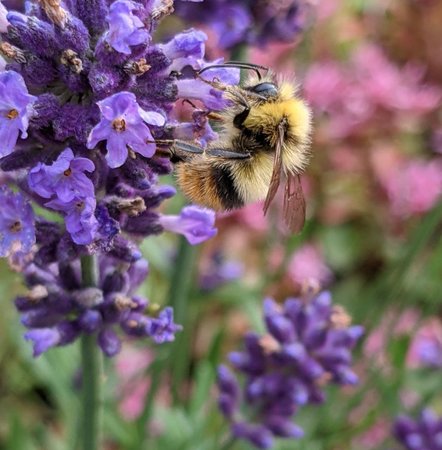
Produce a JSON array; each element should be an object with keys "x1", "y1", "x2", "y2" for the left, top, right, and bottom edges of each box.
[
  {"x1": 105, "y1": 0, "x2": 150, "y2": 55},
  {"x1": 394, "y1": 410, "x2": 442, "y2": 450},
  {"x1": 199, "y1": 251, "x2": 243, "y2": 291},
  {"x1": 175, "y1": 0, "x2": 312, "y2": 49},
  {"x1": 149, "y1": 307, "x2": 183, "y2": 344},
  {"x1": 218, "y1": 291, "x2": 363, "y2": 448},
  {"x1": 0, "y1": 71, "x2": 36, "y2": 157},
  {"x1": 408, "y1": 319, "x2": 442, "y2": 369},
  {"x1": 0, "y1": 187, "x2": 35, "y2": 257},
  {"x1": 87, "y1": 92, "x2": 165, "y2": 168},
  {"x1": 28, "y1": 148, "x2": 95, "y2": 202},
  {"x1": 159, "y1": 205, "x2": 217, "y2": 244},
  {"x1": 212, "y1": 5, "x2": 252, "y2": 49}
]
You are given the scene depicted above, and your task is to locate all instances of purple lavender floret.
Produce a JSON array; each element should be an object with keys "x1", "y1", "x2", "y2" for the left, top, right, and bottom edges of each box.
[
  {"x1": 159, "y1": 205, "x2": 217, "y2": 245},
  {"x1": 87, "y1": 91, "x2": 165, "y2": 168},
  {"x1": 218, "y1": 291, "x2": 363, "y2": 448},
  {"x1": 394, "y1": 410, "x2": 442, "y2": 450},
  {"x1": 28, "y1": 148, "x2": 95, "y2": 202},
  {"x1": 0, "y1": 0, "x2": 238, "y2": 356},
  {"x1": 149, "y1": 307, "x2": 183, "y2": 344},
  {"x1": 0, "y1": 186, "x2": 35, "y2": 257},
  {"x1": 0, "y1": 71, "x2": 36, "y2": 157}
]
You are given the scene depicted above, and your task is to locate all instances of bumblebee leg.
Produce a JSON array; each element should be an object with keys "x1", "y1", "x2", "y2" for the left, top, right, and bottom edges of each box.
[
  {"x1": 233, "y1": 107, "x2": 250, "y2": 129},
  {"x1": 206, "y1": 148, "x2": 251, "y2": 159}
]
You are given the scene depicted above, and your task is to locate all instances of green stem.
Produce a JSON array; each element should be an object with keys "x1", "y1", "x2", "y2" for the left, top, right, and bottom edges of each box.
[
  {"x1": 131, "y1": 357, "x2": 165, "y2": 449},
  {"x1": 80, "y1": 254, "x2": 103, "y2": 450},
  {"x1": 168, "y1": 236, "x2": 198, "y2": 404},
  {"x1": 220, "y1": 436, "x2": 237, "y2": 450}
]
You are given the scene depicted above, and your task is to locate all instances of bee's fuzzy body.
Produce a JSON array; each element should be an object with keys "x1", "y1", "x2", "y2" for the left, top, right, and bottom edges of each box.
[{"x1": 175, "y1": 74, "x2": 312, "y2": 211}]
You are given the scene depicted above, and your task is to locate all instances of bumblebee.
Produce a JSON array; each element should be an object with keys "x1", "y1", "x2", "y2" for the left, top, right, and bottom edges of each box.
[{"x1": 163, "y1": 62, "x2": 312, "y2": 233}]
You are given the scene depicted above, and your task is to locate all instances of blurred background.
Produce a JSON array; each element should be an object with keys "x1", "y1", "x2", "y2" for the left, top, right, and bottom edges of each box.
[{"x1": 0, "y1": 0, "x2": 441, "y2": 449}]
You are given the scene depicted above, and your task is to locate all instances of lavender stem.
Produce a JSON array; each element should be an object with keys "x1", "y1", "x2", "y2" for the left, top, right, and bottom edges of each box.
[
  {"x1": 80, "y1": 255, "x2": 103, "y2": 450},
  {"x1": 168, "y1": 236, "x2": 198, "y2": 404}
]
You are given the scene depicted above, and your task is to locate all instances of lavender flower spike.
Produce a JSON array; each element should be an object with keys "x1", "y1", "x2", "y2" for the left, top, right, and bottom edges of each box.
[
  {"x1": 159, "y1": 205, "x2": 217, "y2": 245},
  {"x1": 87, "y1": 92, "x2": 165, "y2": 168},
  {"x1": 0, "y1": 187, "x2": 35, "y2": 257},
  {"x1": 0, "y1": 71, "x2": 37, "y2": 157},
  {"x1": 394, "y1": 409, "x2": 442, "y2": 450},
  {"x1": 218, "y1": 291, "x2": 363, "y2": 449}
]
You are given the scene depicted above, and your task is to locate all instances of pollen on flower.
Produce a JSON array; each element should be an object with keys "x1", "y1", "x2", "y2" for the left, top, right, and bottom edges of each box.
[
  {"x1": 63, "y1": 168, "x2": 72, "y2": 177},
  {"x1": 7, "y1": 109, "x2": 19, "y2": 120},
  {"x1": 112, "y1": 118, "x2": 127, "y2": 132},
  {"x1": 60, "y1": 50, "x2": 83, "y2": 74},
  {"x1": 124, "y1": 58, "x2": 151, "y2": 76},
  {"x1": 115, "y1": 294, "x2": 137, "y2": 311},
  {"x1": 259, "y1": 334, "x2": 281, "y2": 354},
  {"x1": 10, "y1": 220, "x2": 22, "y2": 232},
  {"x1": 27, "y1": 285, "x2": 48, "y2": 301},
  {"x1": 330, "y1": 305, "x2": 352, "y2": 329}
]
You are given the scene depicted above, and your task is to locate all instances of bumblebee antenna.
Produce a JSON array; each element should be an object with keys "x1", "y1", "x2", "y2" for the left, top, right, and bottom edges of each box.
[
  {"x1": 223, "y1": 61, "x2": 269, "y2": 72},
  {"x1": 198, "y1": 62, "x2": 268, "y2": 80}
]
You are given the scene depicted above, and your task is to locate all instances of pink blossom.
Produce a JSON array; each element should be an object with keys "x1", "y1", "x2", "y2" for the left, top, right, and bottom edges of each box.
[
  {"x1": 303, "y1": 61, "x2": 347, "y2": 112},
  {"x1": 364, "y1": 309, "x2": 419, "y2": 369},
  {"x1": 353, "y1": 45, "x2": 442, "y2": 114},
  {"x1": 304, "y1": 45, "x2": 441, "y2": 138},
  {"x1": 382, "y1": 159, "x2": 442, "y2": 217},
  {"x1": 222, "y1": 202, "x2": 269, "y2": 233},
  {"x1": 115, "y1": 346, "x2": 152, "y2": 420},
  {"x1": 287, "y1": 243, "x2": 333, "y2": 286}
]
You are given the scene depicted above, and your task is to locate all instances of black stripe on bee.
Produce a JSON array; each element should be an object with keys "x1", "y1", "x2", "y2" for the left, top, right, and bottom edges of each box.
[{"x1": 211, "y1": 165, "x2": 244, "y2": 210}]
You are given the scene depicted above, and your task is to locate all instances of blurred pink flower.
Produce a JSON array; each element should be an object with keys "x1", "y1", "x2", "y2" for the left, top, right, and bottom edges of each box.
[
  {"x1": 304, "y1": 45, "x2": 441, "y2": 138},
  {"x1": 354, "y1": 419, "x2": 390, "y2": 448},
  {"x1": 115, "y1": 345, "x2": 153, "y2": 420},
  {"x1": 431, "y1": 128, "x2": 442, "y2": 154},
  {"x1": 381, "y1": 158, "x2": 442, "y2": 217},
  {"x1": 364, "y1": 309, "x2": 419, "y2": 369},
  {"x1": 315, "y1": 0, "x2": 339, "y2": 21},
  {"x1": 221, "y1": 202, "x2": 269, "y2": 232},
  {"x1": 353, "y1": 45, "x2": 442, "y2": 114},
  {"x1": 287, "y1": 243, "x2": 333, "y2": 286},
  {"x1": 303, "y1": 61, "x2": 346, "y2": 112}
]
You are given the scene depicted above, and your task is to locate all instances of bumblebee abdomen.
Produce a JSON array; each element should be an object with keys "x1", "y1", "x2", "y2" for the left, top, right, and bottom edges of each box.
[{"x1": 176, "y1": 161, "x2": 244, "y2": 211}]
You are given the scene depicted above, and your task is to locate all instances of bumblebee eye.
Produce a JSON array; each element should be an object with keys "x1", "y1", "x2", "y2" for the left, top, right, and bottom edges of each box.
[{"x1": 250, "y1": 82, "x2": 278, "y2": 97}]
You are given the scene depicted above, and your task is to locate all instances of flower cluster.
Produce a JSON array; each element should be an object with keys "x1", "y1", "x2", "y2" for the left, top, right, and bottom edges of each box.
[
  {"x1": 217, "y1": 291, "x2": 363, "y2": 448},
  {"x1": 176, "y1": 0, "x2": 313, "y2": 49},
  {"x1": 0, "y1": 0, "x2": 236, "y2": 356},
  {"x1": 394, "y1": 410, "x2": 442, "y2": 450}
]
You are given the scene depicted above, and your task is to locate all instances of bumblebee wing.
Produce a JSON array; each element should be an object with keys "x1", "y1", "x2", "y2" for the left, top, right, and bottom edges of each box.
[
  {"x1": 283, "y1": 173, "x2": 306, "y2": 234},
  {"x1": 263, "y1": 122, "x2": 284, "y2": 215}
]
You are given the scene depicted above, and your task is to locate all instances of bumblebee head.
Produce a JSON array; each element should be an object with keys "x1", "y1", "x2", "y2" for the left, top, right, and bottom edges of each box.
[{"x1": 246, "y1": 81, "x2": 279, "y2": 98}]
